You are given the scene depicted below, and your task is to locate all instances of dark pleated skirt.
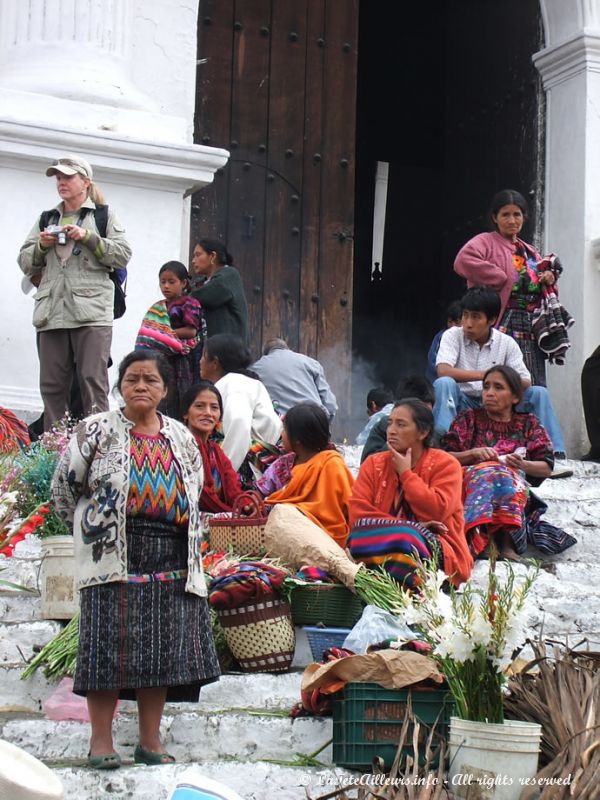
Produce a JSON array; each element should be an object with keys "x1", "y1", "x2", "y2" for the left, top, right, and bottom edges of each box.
[
  {"x1": 73, "y1": 517, "x2": 220, "y2": 701},
  {"x1": 499, "y1": 307, "x2": 547, "y2": 386}
]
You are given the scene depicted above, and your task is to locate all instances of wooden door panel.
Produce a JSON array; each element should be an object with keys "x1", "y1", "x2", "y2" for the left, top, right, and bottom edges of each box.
[
  {"x1": 192, "y1": 0, "x2": 235, "y2": 241},
  {"x1": 298, "y1": 0, "x2": 326, "y2": 357},
  {"x1": 228, "y1": 0, "x2": 271, "y2": 347},
  {"x1": 317, "y1": 0, "x2": 358, "y2": 427},
  {"x1": 192, "y1": 0, "x2": 358, "y2": 428},
  {"x1": 262, "y1": 0, "x2": 307, "y2": 348}
]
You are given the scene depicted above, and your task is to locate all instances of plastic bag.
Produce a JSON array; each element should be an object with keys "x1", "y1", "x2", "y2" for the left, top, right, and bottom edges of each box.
[
  {"x1": 169, "y1": 769, "x2": 244, "y2": 800},
  {"x1": 342, "y1": 604, "x2": 414, "y2": 654},
  {"x1": 43, "y1": 677, "x2": 119, "y2": 721}
]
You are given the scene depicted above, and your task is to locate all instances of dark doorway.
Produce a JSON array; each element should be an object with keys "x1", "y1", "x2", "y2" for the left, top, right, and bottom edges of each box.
[
  {"x1": 191, "y1": 0, "x2": 358, "y2": 439},
  {"x1": 351, "y1": 0, "x2": 544, "y2": 432}
]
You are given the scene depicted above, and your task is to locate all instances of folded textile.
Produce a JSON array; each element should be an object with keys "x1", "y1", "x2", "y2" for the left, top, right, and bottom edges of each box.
[
  {"x1": 135, "y1": 300, "x2": 199, "y2": 356},
  {"x1": 208, "y1": 561, "x2": 288, "y2": 610},
  {"x1": 294, "y1": 566, "x2": 334, "y2": 583},
  {"x1": 525, "y1": 491, "x2": 577, "y2": 554},
  {"x1": 0, "y1": 407, "x2": 30, "y2": 454},
  {"x1": 531, "y1": 287, "x2": 574, "y2": 365}
]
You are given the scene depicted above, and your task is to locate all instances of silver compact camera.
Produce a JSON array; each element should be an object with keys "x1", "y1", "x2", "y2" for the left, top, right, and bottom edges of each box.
[{"x1": 46, "y1": 224, "x2": 67, "y2": 246}]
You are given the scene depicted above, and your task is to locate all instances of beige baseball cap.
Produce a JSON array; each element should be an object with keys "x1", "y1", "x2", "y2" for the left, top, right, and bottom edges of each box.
[{"x1": 45, "y1": 155, "x2": 93, "y2": 179}]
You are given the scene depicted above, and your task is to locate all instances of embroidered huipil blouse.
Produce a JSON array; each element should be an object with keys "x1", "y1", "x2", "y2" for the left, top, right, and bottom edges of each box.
[{"x1": 51, "y1": 410, "x2": 207, "y2": 596}]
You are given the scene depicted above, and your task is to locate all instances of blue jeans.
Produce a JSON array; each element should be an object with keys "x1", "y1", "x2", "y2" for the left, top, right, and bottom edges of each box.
[{"x1": 433, "y1": 376, "x2": 566, "y2": 454}]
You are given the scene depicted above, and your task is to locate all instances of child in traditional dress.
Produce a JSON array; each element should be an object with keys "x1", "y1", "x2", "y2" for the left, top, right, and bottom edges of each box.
[{"x1": 135, "y1": 261, "x2": 206, "y2": 419}]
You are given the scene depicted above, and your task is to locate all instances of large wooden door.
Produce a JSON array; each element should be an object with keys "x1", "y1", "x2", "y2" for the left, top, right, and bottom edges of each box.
[{"x1": 192, "y1": 0, "x2": 358, "y2": 430}]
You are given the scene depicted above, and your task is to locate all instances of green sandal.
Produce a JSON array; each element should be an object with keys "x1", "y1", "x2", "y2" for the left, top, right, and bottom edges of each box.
[
  {"x1": 134, "y1": 745, "x2": 176, "y2": 765},
  {"x1": 87, "y1": 752, "x2": 121, "y2": 770}
]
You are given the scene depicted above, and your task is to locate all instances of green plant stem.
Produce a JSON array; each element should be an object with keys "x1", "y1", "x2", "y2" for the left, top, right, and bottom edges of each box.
[
  {"x1": 21, "y1": 613, "x2": 79, "y2": 681},
  {"x1": 443, "y1": 648, "x2": 504, "y2": 723},
  {"x1": 263, "y1": 738, "x2": 333, "y2": 768}
]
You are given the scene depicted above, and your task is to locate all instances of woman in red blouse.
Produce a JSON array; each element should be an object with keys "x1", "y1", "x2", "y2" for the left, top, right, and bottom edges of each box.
[
  {"x1": 442, "y1": 365, "x2": 553, "y2": 561},
  {"x1": 182, "y1": 382, "x2": 243, "y2": 513}
]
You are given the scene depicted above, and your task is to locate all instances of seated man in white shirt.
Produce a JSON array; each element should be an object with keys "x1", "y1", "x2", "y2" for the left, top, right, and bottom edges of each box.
[{"x1": 434, "y1": 286, "x2": 567, "y2": 458}]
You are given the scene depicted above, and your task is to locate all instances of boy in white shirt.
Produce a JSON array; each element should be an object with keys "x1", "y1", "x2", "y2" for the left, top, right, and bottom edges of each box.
[{"x1": 434, "y1": 287, "x2": 567, "y2": 458}]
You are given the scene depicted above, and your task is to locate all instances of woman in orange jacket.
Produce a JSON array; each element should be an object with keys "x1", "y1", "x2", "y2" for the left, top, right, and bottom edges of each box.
[
  {"x1": 263, "y1": 402, "x2": 354, "y2": 548},
  {"x1": 348, "y1": 399, "x2": 472, "y2": 588}
]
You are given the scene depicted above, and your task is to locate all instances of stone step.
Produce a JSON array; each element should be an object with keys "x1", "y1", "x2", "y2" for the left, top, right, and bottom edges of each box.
[
  {"x1": 0, "y1": 668, "x2": 307, "y2": 715},
  {"x1": 1, "y1": 709, "x2": 334, "y2": 765},
  {"x1": 50, "y1": 760, "x2": 357, "y2": 800},
  {"x1": 533, "y1": 500, "x2": 600, "y2": 531},
  {"x1": 468, "y1": 560, "x2": 600, "y2": 640},
  {"x1": 0, "y1": 620, "x2": 62, "y2": 664},
  {"x1": 0, "y1": 591, "x2": 43, "y2": 622},
  {"x1": 536, "y1": 477, "x2": 600, "y2": 501},
  {"x1": 0, "y1": 551, "x2": 43, "y2": 591},
  {"x1": 1, "y1": 623, "x2": 314, "y2": 710},
  {"x1": 0, "y1": 664, "x2": 49, "y2": 713}
]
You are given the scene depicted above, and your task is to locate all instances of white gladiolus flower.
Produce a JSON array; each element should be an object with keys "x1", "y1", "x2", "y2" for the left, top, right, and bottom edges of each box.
[
  {"x1": 0, "y1": 491, "x2": 19, "y2": 513},
  {"x1": 402, "y1": 604, "x2": 428, "y2": 626},
  {"x1": 431, "y1": 591, "x2": 453, "y2": 622},
  {"x1": 375, "y1": 553, "x2": 538, "y2": 722},
  {"x1": 447, "y1": 630, "x2": 476, "y2": 663},
  {"x1": 470, "y1": 614, "x2": 493, "y2": 648}
]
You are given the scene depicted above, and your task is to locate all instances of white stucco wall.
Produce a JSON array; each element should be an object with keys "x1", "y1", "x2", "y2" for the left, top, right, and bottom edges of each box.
[
  {"x1": 0, "y1": 0, "x2": 228, "y2": 415},
  {"x1": 2, "y1": 159, "x2": 193, "y2": 410},
  {"x1": 535, "y1": 0, "x2": 600, "y2": 455},
  {"x1": 131, "y1": 0, "x2": 199, "y2": 132}
]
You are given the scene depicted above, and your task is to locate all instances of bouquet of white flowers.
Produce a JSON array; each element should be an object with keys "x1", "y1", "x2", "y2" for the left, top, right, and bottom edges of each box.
[{"x1": 392, "y1": 555, "x2": 538, "y2": 724}]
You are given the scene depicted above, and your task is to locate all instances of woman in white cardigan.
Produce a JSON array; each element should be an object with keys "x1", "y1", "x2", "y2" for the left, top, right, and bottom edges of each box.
[{"x1": 200, "y1": 333, "x2": 283, "y2": 484}]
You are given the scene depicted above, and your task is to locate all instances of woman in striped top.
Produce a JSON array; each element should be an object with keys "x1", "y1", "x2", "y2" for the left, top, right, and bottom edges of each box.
[{"x1": 52, "y1": 350, "x2": 219, "y2": 769}]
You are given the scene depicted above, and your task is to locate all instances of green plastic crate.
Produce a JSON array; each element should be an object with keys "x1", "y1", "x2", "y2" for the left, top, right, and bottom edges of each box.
[
  {"x1": 332, "y1": 682, "x2": 453, "y2": 771},
  {"x1": 290, "y1": 584, "x2": 364, "y2": 627}
]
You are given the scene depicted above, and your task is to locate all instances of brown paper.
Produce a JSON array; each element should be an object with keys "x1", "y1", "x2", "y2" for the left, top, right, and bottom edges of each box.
[
  {"x1": 264, "y1": 504, "x2": 361, "y2": 588},
  {"x1": 301, "y1": 649, "x2": 444, "y2": 695}
]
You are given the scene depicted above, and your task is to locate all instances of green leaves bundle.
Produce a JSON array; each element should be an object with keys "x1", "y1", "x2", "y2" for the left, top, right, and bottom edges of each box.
[{"x1": 21, "y1": 613, "x2": 79, "y2": 681}]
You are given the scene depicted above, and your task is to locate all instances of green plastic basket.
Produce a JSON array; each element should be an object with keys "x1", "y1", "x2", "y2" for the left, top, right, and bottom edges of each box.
[
  {"x1": 332, "y1": 682, "x2": 453, "y2": 771},
  {"x1": 290, "y1": 584, "x2": 364, "y2": 627}
]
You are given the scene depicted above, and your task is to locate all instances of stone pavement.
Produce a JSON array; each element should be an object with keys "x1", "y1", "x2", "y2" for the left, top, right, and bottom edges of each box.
[{"x1": 0, "y1": 454, "x2": 597, "y2": 798}]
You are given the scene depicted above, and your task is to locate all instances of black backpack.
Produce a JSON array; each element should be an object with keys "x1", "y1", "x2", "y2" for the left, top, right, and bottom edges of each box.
[{"x1": 38, "y1": 204, "x2": 127, "y2": 319}]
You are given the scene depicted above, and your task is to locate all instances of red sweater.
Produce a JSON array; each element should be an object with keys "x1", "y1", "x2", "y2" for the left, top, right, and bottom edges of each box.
[
  {"x1": 349, "y1": 449, "x2": 473, "y2": 585},
  {"x1": 454, "y1": 231, "x2": 541, "y2": 322}
]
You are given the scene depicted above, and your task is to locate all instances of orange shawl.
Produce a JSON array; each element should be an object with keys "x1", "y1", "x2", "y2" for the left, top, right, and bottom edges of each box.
[{"x1": 265, "y1": 449, "x2": 355, "y2": 547}]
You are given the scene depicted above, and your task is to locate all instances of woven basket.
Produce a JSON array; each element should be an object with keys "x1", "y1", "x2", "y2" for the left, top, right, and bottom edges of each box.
[
  {"x1": 290, "y1": 583, "x2": 364, "y2": 627},
  {"x1": 208, "y1": 492, "x2": 268, "y2": 556},
  {"x1": 216, "y1": 597, "x2": 295, "y2": 673}
]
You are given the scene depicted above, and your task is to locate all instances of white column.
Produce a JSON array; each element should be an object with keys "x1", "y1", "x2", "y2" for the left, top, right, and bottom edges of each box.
[
  {"x1": 534, "y1": 5, "x2": 600, "y2": 455},
  {"x1": 0, "y1": 0, "x2": 153, "y2": 110}
]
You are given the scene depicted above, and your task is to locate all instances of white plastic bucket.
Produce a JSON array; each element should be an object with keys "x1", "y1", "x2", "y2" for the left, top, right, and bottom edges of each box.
[
  {"x1": 169, "y1": 769, "x2": 244, "y2": 800},
  {"x1": 448, "y1": 716, "x2": 542, "y2": 800},
  {"x1": 0, "y1": 739, "x2": 64, "y2": 800},
  {"x1": 40, "y1": 536, "x2": 78, "y2": 620}
]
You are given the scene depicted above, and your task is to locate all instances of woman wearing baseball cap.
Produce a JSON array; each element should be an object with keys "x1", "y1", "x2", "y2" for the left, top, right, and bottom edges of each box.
[{"x1": 17, "y1": 154, "x2": 132, "y2": 430}]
